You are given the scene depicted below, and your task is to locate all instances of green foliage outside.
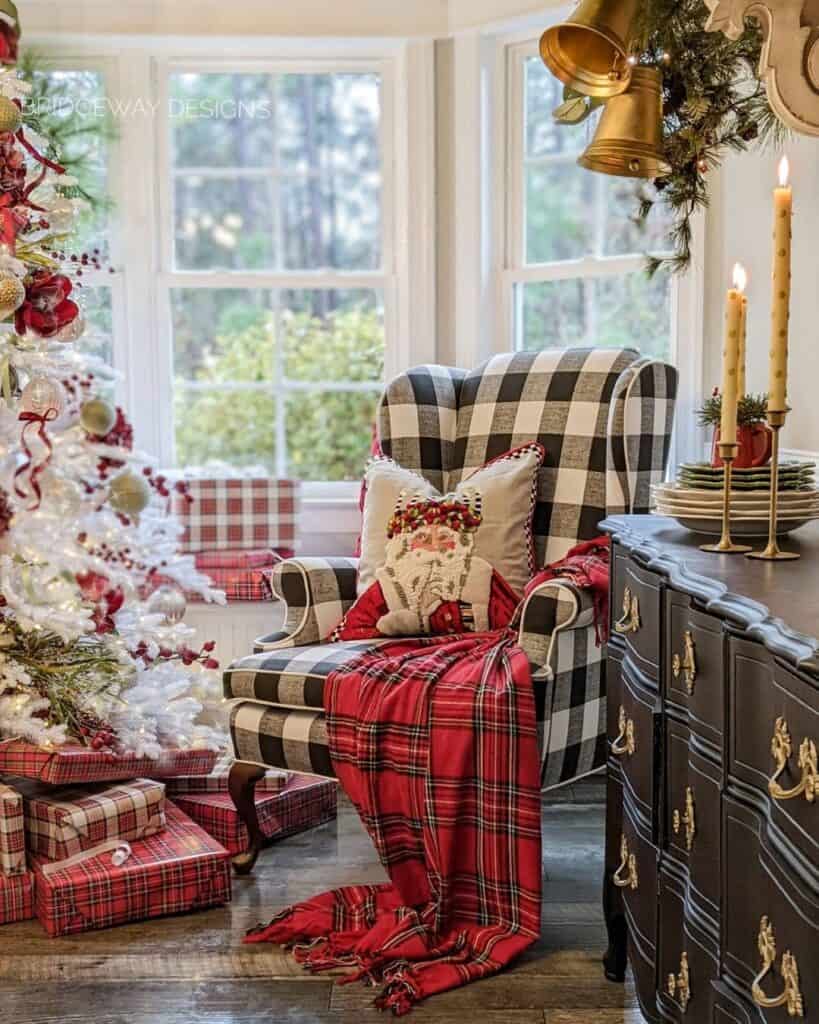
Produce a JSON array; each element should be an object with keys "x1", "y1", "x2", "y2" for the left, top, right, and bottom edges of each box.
[{"x1": 174, "y1": 298, "x2": 383, "y2": 481}]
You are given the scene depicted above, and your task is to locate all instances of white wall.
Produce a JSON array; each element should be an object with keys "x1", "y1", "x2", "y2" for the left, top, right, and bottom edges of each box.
[{"x1": 704, "y1": 136, "x2": 819, "y2": 454}]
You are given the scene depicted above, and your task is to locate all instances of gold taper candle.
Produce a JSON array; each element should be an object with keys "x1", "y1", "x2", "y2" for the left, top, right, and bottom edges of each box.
[
  {"x1": 737, "y1": 291, "x2": 748, "y2": 400},
  {"x1": 769, "y1": 156, "x2": 792, "y2": 413},
  {"x1": 721, "y1": 263, "x2": 746, "y2": 446}
]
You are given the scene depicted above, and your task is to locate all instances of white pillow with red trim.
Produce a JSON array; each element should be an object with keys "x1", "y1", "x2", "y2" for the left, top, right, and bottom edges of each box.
[{"x1": 338, "y1": 442, "x2": 544, "y2": 639}]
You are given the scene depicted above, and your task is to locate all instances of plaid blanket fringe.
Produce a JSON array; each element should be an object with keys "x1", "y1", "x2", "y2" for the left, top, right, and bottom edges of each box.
[{"x1": 246, "y1": 631, "x2": 542, "y2": 1014}]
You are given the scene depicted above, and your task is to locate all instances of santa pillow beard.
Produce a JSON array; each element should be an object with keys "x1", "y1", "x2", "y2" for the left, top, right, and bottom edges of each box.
[{"x1": 376, "y1": 521, "x2": 494, "y2": 636}]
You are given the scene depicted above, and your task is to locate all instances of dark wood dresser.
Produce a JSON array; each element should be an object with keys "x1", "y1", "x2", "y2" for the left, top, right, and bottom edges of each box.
[{"x1": 601, "y1": 515, "x2": 819, "y2": 1023}]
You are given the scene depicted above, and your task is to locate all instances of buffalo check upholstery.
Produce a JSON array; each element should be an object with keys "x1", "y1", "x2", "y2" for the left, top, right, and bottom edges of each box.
[{"x1": 226, "y1": 348, "x2": 676, "y2": 792}]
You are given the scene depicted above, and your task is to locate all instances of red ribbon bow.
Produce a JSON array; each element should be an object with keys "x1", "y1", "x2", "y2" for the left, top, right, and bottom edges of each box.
[{"x1": 15, "y1": 408, "x2": 58, "y2": 510}]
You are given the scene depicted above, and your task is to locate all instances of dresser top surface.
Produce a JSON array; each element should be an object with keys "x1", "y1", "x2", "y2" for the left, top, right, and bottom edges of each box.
[{"x1": 601, "y1": 515, "x2": 819, "y2": 677}]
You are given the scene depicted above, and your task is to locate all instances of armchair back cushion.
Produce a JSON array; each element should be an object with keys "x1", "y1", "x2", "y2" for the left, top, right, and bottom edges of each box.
[{"x1": 379, "y1": 348, "x2": 677, "y2": 567}]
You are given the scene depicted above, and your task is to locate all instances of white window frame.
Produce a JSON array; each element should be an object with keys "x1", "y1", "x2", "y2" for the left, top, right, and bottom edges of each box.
[
  {"x1": 30, "y1": 35, "x2": 436, "y2": 505},
  {"x1": 155, "y1": 55, "x2": 395, "y2": 486},
  {"x1": 493, "y1": 26, "x2": 705, "y2": 466}
]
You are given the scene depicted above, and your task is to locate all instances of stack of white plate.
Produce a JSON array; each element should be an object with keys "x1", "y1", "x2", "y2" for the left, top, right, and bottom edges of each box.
[{"x1": 651, "y1": 481, "x2": 819, "y2": 537}]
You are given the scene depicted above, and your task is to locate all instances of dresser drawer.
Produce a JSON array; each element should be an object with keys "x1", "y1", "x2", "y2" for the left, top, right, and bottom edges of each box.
[
  {"x1": 665, "y1": 718, "x2": 722, "y2": 919},
  {"x1": 606, "y1": 643, "x2": 625, "y2": 766},
  {"x1": 630, "y1": 920, "x2": 661, "y2": 1024},
  {"x1": 730, "y1": 637, "x2": 819, "y2": 865},
  {"x1": 612, "y1": 548, "x2": 664, "y2": 682},
  {"x1": 724, "y1": 797, "x2": 819, "y2": 1021},
  {"x1": 617, "y1": 660, "x2": 659, "y2": 828},
  {"x1": 616, "y1": 794, "x2": 659, "y2": 956},
  {"x1": 666, "y1": 591, "x2": 725, "y2": 750},
  {"x1": 658, "y1": 868, "x2": 719, "y2": 1023}
]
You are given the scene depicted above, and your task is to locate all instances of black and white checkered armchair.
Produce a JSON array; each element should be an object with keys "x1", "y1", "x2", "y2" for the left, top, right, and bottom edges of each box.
[{"x1": 225, "y1": 348, "x2": 677, "y2": 871}]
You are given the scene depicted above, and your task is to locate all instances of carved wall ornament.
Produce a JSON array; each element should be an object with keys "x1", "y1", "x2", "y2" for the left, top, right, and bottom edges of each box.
[{"x1": 704, "y1": 0, "x2": 819, "y2": 136}]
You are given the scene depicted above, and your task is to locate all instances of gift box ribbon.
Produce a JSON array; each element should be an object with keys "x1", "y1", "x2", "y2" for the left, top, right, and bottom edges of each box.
[{"x1": 40, "y1": 839, "x2": 133, "y2": 878}]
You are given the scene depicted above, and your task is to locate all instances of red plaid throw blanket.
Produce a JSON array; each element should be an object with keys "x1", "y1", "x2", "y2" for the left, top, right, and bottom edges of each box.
[
  {"x1": 245, "y1": 630, "x2": 542, "y2": 1013},
  {"x1": 527, "y1": 535, "x2": 611, "y2": 644}
]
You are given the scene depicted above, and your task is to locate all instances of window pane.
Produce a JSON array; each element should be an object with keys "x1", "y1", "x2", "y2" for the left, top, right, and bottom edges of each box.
[
  {"x1": 170, "y1": 73, "x2": 274, "y2": 168},
  {"x1": 280, "y1": 289, "x2": 384, "y2": 383},
  {"x1": 170, "y1": 70, "x2": 382, "y2": 271},
  {"x1": 285, "y1": 390, "x2": 380, "y2": 482},
  {"x1": 171, "y1": 288, "x2": 274, "y2": 383},
  {"x1": 526, "y1": 163, "x2": 596, "y2": 263},
  {"x1": 174, "y1": 176, "x2": 274, "y2": 271},
  {"x1": 602, "y1": 178, "x2": 669, "y2": 258},
  {"x1": 175, "y1": 389, "x2": 276, "y2": 471},
  {"x1": 524, "y1": 57, "x2": 588, "y2": 159},
  {"x1": 519, "y1": 271, "x2": 672, "y2": 359}
]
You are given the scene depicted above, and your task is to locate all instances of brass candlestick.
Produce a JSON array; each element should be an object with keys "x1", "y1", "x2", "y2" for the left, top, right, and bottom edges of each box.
[
  {"x1": 747, "y1": 409, "x2": 800, "y2": 561},
  {"x1": 700, "y1": 442, "x2": 752, "y2": 554}
]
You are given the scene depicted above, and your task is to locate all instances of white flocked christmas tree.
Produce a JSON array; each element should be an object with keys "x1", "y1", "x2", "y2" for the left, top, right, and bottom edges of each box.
[{"x1": 0, "y1": 3, "x2": 227, "y2": 757}]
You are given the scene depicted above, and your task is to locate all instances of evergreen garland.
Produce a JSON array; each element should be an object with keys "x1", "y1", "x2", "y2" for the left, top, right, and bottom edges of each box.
[{"x1": 634, "y1": 0, "x2": 786, "y2": 274}]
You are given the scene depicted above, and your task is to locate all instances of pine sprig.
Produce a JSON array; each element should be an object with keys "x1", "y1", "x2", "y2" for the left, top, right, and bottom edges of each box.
[{"x1": 632, "y1": 1, "x2": 785, "y2": 273}]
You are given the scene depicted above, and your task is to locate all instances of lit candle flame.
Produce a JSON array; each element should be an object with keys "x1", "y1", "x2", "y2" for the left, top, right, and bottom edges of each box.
[
  {"x1": 778, "y1": 155, "x2": 790, "y2": 188},
  {"x1": 733, "y1": 263, "x2": 747, "y2": 293}
]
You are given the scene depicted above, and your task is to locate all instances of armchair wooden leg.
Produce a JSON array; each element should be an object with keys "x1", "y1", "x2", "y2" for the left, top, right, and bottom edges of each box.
[{"x1": 228, "y1": 761, "x2": 267, "y2": 876}]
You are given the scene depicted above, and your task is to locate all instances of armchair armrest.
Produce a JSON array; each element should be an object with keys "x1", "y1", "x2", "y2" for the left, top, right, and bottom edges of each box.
[
  {"x1": 254, "y1": 557, "x2": 359, "y2": 652},
  {"x1": 517, "y1": 578, "x2": 597, "y2": 679}
]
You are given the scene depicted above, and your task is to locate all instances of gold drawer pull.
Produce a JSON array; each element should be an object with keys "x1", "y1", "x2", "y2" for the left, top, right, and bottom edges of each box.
[
  {"x1": 611, "y1": 705, "x2": 636, "y2": 757},
  {"x1": 672, "y1": 631, "x2": 697, "y2": 695},
  {"x1": 769, "y1": 718, "x2": 818, "y2": 804},
  {"x1": 614, "y1": 587, "x2": 641, "y2": 635},
  {"x1": 612, "y1": 834, "x2": 638, "y2": 890},
  {"x1": 667, "y1": 952, "x2": 691, "y2": 1013},
  {"x1": 751, "y1": 916, "x2": 804, "y2": 1018},
  {"x1": 672, "y1": 787, "x2": 697, "y2": 851}
]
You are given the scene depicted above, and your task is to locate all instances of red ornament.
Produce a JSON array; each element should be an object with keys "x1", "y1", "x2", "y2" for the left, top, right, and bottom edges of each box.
[
  {"x1": 15, "y1": 272, "x2": 79, "y2": 338},
  {"x1": 0, "y1": 21, "x2": 19, "y2": 66}
]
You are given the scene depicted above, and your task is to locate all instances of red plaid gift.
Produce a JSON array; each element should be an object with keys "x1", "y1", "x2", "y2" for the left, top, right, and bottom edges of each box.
[
  {"x1": 194, "y1": 548, "x2": 290, "y2": 571},
  {"x1": 0, "y1": 870, "x2": 34, "y2": 924},
  {"x1": 165, "y1": 761, "x2": 287, "y2": 796},
  {"x1": 190, "y1": 563, "x2": 276, "y2": 603},
  {"x1": 0, "y1": 742, "x2": 218, "y2": 786},
  {"x1": 25, "y1": 779, "x2": 166, "y2": 863},
  {"x1": 171, "y1": 774, "x2": 337, "y2": 857},
  {"x1": 31, "y1": 802, "x2": 231, "y2": 937},
  {"x1": 175, "y1": 479, "x2": 299, "y2": 554},
  {"x1": 0, "y1": 784, "x2": 25, "y2": 876}
]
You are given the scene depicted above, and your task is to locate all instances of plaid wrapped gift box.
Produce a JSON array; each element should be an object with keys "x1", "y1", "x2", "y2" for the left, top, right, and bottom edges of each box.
[
  {"x1": 0, "y1": 784, "x2": 25, "y2": 876},
  {"x1": 0, "y1": 870, "x2": 34, "y2": 925},
  {"x1": 31, "y1": 802, "x2": 231, "y2": 937},
  {"x1": 0, "y1": 741, "x2": 217, "y2": 786},
  {"x1": 170, "y1": 774, "x2": 337, "y2": 857},
  {"x1": 165, "y1": 761, "x2": 287, "y2": 796},
  {"x1": 175, "y1": 479, "x2": 300, "y2": 555},
  {"x1": 25, "y1": 779, "x2": 166, "y2": 863}
]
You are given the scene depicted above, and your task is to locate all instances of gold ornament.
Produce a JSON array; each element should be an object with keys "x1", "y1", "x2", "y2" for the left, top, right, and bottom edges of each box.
[
  {"x1": 0, "y1": 1, "x2": 19, "y2": 27},
  {"x1": 578, "y1": 66, "x2": 671, "y2": 179},
  {"x1": 539, "y1": 0, "x2": 641, "y2": 99},
  {"x1": 108, "y1": 470, "x2": 152, "y2": 517},
  {"x1": 0, "y1": 95, "x2": 22, "y2": 135},
  {"x1": 0, "y1": 272, "x2": 24, "y2": 319},
  {"x1": 80, "y1": 398, "x2": 117, "y2": 437}
]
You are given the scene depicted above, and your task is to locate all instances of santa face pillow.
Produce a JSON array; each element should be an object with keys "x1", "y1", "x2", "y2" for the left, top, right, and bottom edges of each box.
[{"x1": 335, "y1": 443, "x2": 544, "y2": 640}]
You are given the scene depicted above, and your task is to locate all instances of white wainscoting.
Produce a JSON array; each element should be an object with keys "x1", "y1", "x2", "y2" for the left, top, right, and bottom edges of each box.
[{"x1": 185, "y1": 602, "x2": 286, "y2": 668}]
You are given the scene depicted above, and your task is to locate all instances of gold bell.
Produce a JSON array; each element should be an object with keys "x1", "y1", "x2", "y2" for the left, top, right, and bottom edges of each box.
[
  {"x1": 540, "y1": 0, "x2": 641, "y2": 99},
  {"x1": 578, "y1": 66, "x2": 671, "y2": 179}
]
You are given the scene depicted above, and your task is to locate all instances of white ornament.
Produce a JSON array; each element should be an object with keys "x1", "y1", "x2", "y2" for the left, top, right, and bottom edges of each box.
[
  {"x1": 148, "y1": 583, "x2": 187, "y2": 625},
  {"x1": 19, "y1": 376, "x2": 65, "y2": 418}
]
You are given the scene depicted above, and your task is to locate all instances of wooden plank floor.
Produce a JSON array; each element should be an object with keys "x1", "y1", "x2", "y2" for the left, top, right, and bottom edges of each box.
[{"x1": 0, "y1": 776, "x2": 645, "y2": 1023}]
